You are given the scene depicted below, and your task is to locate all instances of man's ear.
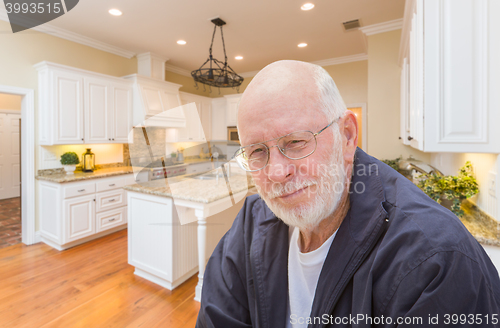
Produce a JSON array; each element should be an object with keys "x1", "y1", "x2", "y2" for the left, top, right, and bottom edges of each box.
[{"x1": 341, "y1": 110, "x2": 358, "y2": 164}]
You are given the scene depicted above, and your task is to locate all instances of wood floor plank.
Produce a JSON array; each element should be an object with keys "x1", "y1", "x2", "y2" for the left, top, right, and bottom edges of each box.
[{"x1": 0, "y1": 229, "x2": 200, "y2": 328}]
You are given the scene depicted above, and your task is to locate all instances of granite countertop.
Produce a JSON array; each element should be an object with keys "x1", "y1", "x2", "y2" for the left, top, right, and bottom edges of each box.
[
  {"x1": 124, "y1": 172, "x2": 254, "y2": 204},
  {"x1": 36, "y1": 166, "x2": 138, "y2": 183},
  {"x1": 460, "y1": 200, "x2": 500, "y2": 247}
]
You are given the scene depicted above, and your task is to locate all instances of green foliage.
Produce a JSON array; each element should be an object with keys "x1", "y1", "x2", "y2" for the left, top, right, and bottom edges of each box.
[
  {"x1": 60, "y1": 152, "x2": 80, "y2": 165},
  {"x1": 418, "y1": 161, "x2": 479, "y2": 217},
  {"x1": 381, "y1": 156, "x2": 403, "y2": 171}
]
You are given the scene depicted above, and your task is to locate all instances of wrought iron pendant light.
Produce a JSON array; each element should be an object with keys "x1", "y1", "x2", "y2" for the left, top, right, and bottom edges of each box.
[{"x1": 191, "y1": 18, "x2": 244, "y2": 91}]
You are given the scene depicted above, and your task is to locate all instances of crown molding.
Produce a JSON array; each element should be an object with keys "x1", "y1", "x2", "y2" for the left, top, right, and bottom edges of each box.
[
  {"x1": 359, "y1": 18, "x2": 404, "y2": 36},
  {"x1": 0, "y1": 8, "x2": 136, "y2": 59},
  {"x1": 311, "y1": 53, "x2": 368, "y2": 67},
  {"x1": 164, "y1": 64, "x2": 191, "y2": 77},
  {"x1": 239, "y1": 70, "x2": 260, "y2": 78}
]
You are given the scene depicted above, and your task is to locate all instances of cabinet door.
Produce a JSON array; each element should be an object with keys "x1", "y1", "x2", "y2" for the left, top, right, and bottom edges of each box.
[
  {"x1": 84, "y1": 77, "x2": 111, "y2": 143},
  {"x1": 226, "y1": 97, "x2": 240, "y2": 127},
  {"x1": 178, "y1": 98, "x2": 204, "y2": 142},
  {"x1": 111, "y1": 84, "x2": 132, "y2": 143},
  {"x1": 64, "y1": 194, "x2": 95, "y2": 243},
  {"x1": 200, "y1": 99, "x2": 211, "y2": 141},
  {"x1": 53, "y1": 70, "x2": 84, "y2": 144},
  {"x1": 211, "y1": 98, "x2": 227, "y2": 140}
]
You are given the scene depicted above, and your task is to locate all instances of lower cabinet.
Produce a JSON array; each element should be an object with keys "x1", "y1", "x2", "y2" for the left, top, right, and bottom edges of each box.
[
  {"x1": 39, "y1": 174, "x2": 134, "y2": 250},
  {"x1": 64, "y1": 194, "x2": 95, "y2": 243},
  {"x1": 186, "y1": 162, "x2": 213, "y2": 175}
]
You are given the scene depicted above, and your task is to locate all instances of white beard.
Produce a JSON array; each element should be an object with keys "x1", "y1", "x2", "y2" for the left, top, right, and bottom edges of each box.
[{"x1": 256, "y1": 136, "x2": 347, "y2": 231}]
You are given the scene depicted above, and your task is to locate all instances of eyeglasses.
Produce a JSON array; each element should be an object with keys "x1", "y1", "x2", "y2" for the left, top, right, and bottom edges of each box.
[{"x1": 234, "y1": 116, "x2": 341, "y2": 172}]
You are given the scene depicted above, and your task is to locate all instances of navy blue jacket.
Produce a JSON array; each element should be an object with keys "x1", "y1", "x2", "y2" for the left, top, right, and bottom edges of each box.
[{"x1": 197, "y1": 149, "x2": 500, "y2": 327}]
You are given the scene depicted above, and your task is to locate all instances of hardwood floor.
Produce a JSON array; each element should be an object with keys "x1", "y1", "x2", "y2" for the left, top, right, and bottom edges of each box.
[{"x1": 0, "y1": 229, "x2": 200, "y2": 327}]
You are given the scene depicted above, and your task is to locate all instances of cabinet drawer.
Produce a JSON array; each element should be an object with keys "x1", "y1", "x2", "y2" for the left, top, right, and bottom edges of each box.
[
  {"x1": 96, "y1": 206, "x2": 127, "y2": 232},
  {"x1": 96, "y1": 189, "x2": 127, "y2": 213},
  {"x1": 96, "y1": 175, "x2": 133, "y2": 192},
  {"x1": 64, "y1": 182, "x2": 96, "y2": 199},
  {"x1": 186, "y1": 162, "x2": 213, "y2": 174}
]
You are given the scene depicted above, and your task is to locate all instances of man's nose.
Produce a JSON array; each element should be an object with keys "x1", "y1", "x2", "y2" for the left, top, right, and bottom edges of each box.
[{"x1": 265, "y1": 147, "x2": 295, "y2": 183}]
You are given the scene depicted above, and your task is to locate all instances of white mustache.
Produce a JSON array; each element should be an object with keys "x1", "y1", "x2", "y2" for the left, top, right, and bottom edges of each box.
[{"x1": 268, "y1": 180, "x2": 318, "y2": 199}]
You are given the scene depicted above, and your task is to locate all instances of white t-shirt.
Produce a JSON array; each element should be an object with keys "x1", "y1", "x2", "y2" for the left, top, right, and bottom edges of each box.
[{"x1": 286, "y1": 227, "x2": 337, "y2": 328}]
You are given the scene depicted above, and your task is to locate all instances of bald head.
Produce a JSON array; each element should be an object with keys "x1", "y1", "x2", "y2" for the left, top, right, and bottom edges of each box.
[{"x1": 237, "y1": 60, "x2": 347, "y2": 141}]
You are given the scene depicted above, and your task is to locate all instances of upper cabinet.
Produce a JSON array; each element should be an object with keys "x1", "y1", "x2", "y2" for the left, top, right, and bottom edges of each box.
[
  {"x1": 225, "y1": 94, "x2": 242, "y2": 127},
  {"x1": 176, "y1": 92, "x2": 212, "y2": 142},
  {"x1": 400, "y1": 0, "x2": 500, "y2": 153},
  {"x1": 35, "y1": 62, "x2": 132, "y2": 145}
]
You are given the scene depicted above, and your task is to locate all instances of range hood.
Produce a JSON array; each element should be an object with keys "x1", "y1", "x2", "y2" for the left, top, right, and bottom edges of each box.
[{"x1": 124, "y1": 52, "x2": 186, "y2": 128}]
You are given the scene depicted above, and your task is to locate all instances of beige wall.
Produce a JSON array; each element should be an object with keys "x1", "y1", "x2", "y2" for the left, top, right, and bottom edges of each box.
[
  {"x1": 367, "y1": 29, "x2": 430, "y2": 162},
  {"x1": 323, "y1": 60, "x2": 368, "y2": 105},
  {"x1": 0, "y1": 93, "x2": 22, "y2": 110},
  {"x1": 431, "y1": 153, "x2": 499, "y2": 219}
]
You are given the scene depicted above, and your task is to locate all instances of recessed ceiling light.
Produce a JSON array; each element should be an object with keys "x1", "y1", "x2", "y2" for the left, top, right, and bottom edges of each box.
[
  {"x1": 235, "y1": 56, "x2": 243, "y2": 60},
  {"x1": 301, "y1": 3, "x2": 315, "y2": 10},
  {"x1": 298, "y1": 43, "x2": 308, "y2": 48},
  {"x1": 177, "y1": 40, "x2": 187, "y2": 45},
  {"x1": 108, "y1": 9, "x2": 122, "y2": 16}
]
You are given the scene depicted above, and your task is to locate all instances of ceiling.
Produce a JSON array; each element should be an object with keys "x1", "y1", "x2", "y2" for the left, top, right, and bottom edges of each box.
[{"x1": 3, "y1": 0, "x2": 405, "y2": 74}]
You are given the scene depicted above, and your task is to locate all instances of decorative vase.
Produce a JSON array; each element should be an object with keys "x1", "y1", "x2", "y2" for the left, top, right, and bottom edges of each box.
[{"x1": 63, "y1": 164, "x2": 77, "y2": 175}]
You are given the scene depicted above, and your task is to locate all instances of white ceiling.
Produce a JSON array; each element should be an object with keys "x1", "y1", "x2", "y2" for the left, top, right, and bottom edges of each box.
[{"x1": 2, "y1": 0, "x2": 405, "y2": 74}]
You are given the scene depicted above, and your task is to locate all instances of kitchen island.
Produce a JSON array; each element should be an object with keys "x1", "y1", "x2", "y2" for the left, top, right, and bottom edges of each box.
[{"x1": 124, "y1": 168, "x2": 255, "y2": 301}]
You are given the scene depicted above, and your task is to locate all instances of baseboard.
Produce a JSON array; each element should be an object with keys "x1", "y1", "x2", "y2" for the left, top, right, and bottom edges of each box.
[{"x1": 35, "y1": 231, "x2": 42, "y2": 243}]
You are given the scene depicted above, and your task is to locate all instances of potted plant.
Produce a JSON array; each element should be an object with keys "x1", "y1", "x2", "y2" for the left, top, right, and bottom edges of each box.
[
  {"x1": 60, "y1": 152, "x2": 80, "y2": 175},
  {"x1": 418, "y1": 161, "x2": 479, "y2": 217}
]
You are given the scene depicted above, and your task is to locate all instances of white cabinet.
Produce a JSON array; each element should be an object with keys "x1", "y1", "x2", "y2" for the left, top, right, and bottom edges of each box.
[
  {"x1": 186, "y1": 162, "x2": 213, "y2": 175},
  {"x1": 211, "y1": 98, "x2": 227, "y2": 140},
  {"x1": 177, "y1": 92, "x2": 212, "y2": 142},
  {"x1": 225, "y1": 94, "x2": 242, "y2": 127},
  {"x1": 39, "y1": 174, "x2": 133, "y2": 250},
  {"x1": 52, "y1": 70, "x2": 85, "y2": 144},
  {"x1": 35, "y1": 62, "x2": 133, "y2": 145},
  {"x1": 399, "y1": 0, "x2": 500, "y2": 153},
  {"x1": 64, "y1": 194, "x2": 95, "y2": 242}
]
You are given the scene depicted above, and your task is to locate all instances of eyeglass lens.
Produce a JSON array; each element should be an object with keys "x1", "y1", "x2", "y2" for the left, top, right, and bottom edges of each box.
[{"x1": 236, "y1": 131, "x2": 317, "y2": 171}]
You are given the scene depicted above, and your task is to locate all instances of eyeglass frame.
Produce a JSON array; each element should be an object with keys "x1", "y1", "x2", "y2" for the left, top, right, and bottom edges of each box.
[{"x1": 234, "y1": 115, "x2": 342, "y2": 172}]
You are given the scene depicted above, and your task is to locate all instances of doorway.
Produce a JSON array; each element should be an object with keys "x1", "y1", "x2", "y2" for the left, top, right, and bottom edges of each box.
[
  {"x1": 0, "y1": 85, "x2": 36, "y2": 246},
  {"x1": 347, "y1": 103, "x2": 367, "y2": 151},
  {"x1": 0, "y1": 94, "x2": 22, "y2": 248}
]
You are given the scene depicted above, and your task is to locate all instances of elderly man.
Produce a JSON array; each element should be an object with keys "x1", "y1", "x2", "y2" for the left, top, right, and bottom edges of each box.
[{"x1": 196, "y1": 61, "x2": 500, "y2": 328}]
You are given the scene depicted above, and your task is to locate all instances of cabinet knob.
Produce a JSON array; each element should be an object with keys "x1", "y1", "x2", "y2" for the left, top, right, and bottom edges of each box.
[
  {"x1": 112, "y1": 138, "x2": 115, "y2": 141},
  {"x1": 78, "y1": 189, "x2": 85, "y2": 192},
  {"x1": 109, "y1": 138, "x2": 111, "y2": 141},
  {"x1": 81, "y1": 138, "x2": 84, "y2": 141},
  {"x1": 408, "y1": 136, "x2": 413, "y2": 141}
]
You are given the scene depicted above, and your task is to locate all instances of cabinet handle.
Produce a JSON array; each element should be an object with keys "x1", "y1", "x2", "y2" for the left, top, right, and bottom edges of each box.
[
  {"x1": 78, "y1": 189, "x2": 85, "y2": 192},
  {"x1": 109, "y1": 218, "x2": 116, "y2": 222},
  {"x1": 109, "y1": 184, "x2": 115, "y2": 186},
  {"x1": 408, "y1": 136, "x2": 413, "y2": 141},
  {"x1": 109, "y1": 199, "x2": 116, "y2": 202}
]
